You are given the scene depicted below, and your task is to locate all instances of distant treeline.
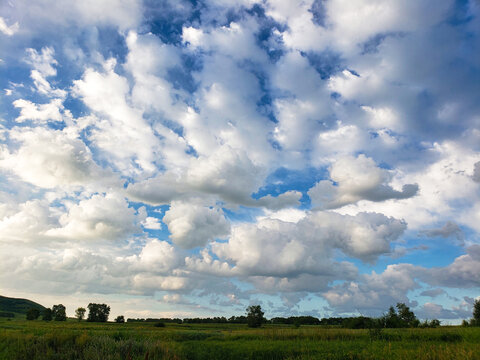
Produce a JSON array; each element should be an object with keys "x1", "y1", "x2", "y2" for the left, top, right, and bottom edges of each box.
[{"x1": 125, "y1": 315, "x2": 383, "y2": 327}]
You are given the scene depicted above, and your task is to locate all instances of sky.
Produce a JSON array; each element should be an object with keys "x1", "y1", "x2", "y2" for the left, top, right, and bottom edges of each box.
[{"x1": 0, "y1": 0, "x2": 479, "y2": 323}]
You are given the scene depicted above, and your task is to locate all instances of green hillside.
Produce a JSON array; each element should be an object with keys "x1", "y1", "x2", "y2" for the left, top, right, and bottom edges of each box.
[{"x1": 0, "y1": 295, "x2": 46, "y2": 318}]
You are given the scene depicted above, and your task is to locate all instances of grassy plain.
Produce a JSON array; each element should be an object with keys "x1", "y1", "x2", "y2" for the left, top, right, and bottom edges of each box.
[{"x1": 1, "y1": 318, "x2": 479, "y2": 360}]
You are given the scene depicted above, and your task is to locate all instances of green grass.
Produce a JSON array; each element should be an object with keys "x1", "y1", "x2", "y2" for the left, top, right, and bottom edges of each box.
[{"x1": 1, "y1": 319, "x2": 479, "y2": 359}]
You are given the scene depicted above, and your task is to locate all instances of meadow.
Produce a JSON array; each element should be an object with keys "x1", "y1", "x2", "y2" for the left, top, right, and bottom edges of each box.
[{"x1": 1, "y1": 319, "x2": 479, "y2": 360}]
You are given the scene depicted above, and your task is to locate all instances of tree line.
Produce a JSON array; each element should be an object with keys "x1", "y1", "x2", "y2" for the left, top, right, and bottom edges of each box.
[
  {"x1": 26, "y1": 303, "x2": 116, "y2": 322},
  {"x1": 25, "y1": 299, "x2": 480, "y2": 328}
]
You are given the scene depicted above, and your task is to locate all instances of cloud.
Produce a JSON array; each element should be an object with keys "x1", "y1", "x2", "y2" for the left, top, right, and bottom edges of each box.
[
  {"x1": 1, "y1": 0, "x2": 480, "y2": 320},
  {"x1": 45, "y1": 193, "x2": 140, "y2": 242},
  {"x1": 209, "y1": 210, "x2": 406, "y2": 279},
  {"x1": 323, "y1": 263, "x2": 419, "y2": 314},
  {"x1": 13, "y1": 99, "x2": 63, "y2": 123},
  {"x1": 417, "y1": 302, "x2": 471, "y2": 320},
  {"x1": 1, "y1": 127, "x2": 116, "y2": 189},
  {"x1": 0, "y1": 17, "x2": 19, "y2": 36},
  {"x1": 473, "y1": 161, "x2": 480, "y2": 183},
  {"x1": 72, "y1": 60, "x2": 161, "y2": 175},
  {"x1": 163, "y1": 201, "x2": 230, "y2": 248},
  {"x1": 426, "y1": 245, "x2": 480, "y2": 288},
  {"x1": 7, "y1": 0, "x2": 142, "y2": 32},
  {"x1": 128, "y1": 239, "x2": 181, "y2": 274},
  {"x1": 420, "y1": 288, "x2": 446, "y2": 298},
  {"x1": 127, "y1": 145, "x2": 301, "y2": 209},
  {"x1": 0, "y1": 199, "x2": 57, "y2": 243},
  {"x1": 24, "y1": 47, "x2": 67, "y2": 98},
  {"x1": 308, "y1": 154, "x2": 418, "y2": 209},
  {"x1": 141, "y1": 217, "x2": 162, "y2": 230},
  {"x1": 419, "y1": 221, "x2": 464, "y2": 243}
]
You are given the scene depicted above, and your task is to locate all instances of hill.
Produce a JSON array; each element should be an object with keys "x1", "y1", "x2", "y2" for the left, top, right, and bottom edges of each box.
[{"x1": 0, "y1": 295, "x2": 46, "y2": 318}]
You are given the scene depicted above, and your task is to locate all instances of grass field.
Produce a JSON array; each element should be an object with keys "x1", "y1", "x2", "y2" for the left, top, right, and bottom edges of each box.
[{"x1": 1, "y1": 319, "x2": 480, "y2": 359}]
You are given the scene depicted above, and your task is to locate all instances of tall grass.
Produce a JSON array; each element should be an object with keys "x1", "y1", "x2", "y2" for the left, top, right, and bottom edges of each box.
[{"x1": 1, "y1": 319, "x2": 479, "y2": 359}]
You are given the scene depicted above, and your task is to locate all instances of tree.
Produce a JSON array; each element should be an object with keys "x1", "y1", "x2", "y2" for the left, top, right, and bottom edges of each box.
[
  {"x1": 26, "y1": 308, "x2": 40, "y2": 320},
  {"x1": 75, "y1": 307, "x2": 86, "y2": 321},
  {"x1": 396, "y1": 303, "x2": 419, "y2": 327},
  {"x1": 246, "y1": 305, "x2": 265, "y2": 328},
  {"x1": 115, "y1": 315, "x2": 125, "y2": 323},
  {"x1": 87, "y1": 303, "x2": 110, "y2": 322},
  {"x1": 42, "y1": 308, "x2": 53, "y2": 321},
  {"x1": 52, "y1": 304, "x2": 67, "y2": 321},
  {"x1": 473, "y1": 298, "x2": 480, "y2": 326},
  {"x1": 382, "y1": 303, "x2": 418, "y2": 328}
]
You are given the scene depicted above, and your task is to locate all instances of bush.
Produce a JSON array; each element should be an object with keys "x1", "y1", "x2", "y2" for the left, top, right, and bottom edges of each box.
[
  {"x1": 26, "y1": 308, "x2": 40, "y2": 320},
  {"x1": 154, "y1": 322, "x2": 165, "y2": 327}
]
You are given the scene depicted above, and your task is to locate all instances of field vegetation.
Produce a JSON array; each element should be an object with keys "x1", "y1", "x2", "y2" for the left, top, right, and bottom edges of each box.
[{"x1": 1, "y1": 318, "x2": 480, "y2": 360}]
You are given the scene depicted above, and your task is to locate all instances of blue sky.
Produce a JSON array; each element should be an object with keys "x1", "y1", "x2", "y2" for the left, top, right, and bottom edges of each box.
[{"x1": 0, "y1": 0, "x2": 479, "y2": 323}]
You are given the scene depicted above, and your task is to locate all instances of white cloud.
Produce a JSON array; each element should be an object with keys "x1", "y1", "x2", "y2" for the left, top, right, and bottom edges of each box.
[
  {"x1": 24, "y1": 47, "x2": 67, "y2": 98},
  {"x1": 1, "y1": 127, "x2": 115, "y2": 189},
  {"x1": 13, "y1": 99, "x2": 63, "y2": 123},
  {"x1": 129, "y1": 239, "x2": 181, "y2": 274},
  {"x1": 163, "y1": 201, "x2": 230, "y2": 248},
  {"x1": 323, "y1": 263, "x2": 419, "y2": 313},
  {"x1": 0, "y1": 17, "x2": 19, "y2": 36},
  {"x1": 337, "y1": 141, "x2": 480, "y2": 230},
  {"x1": 208, "y1": 210, "x2": 405, "y2": 280},
  {"x1": 45, "y1": 193, "x2": 139, "y2": 242},
  {"x1": 73, "y1": 61, "x2": 161, "y2": 175},
  {"x1": 0, "y1": 199, "x2": 57, "y2": 243},
  {"x1": 308, "y1": 154, "x2": 418, "y2": 209},
  {"x1": 141, "y1": 217, "x2": 162, "y2": 230},
  {"x1": 9, "y1": 0, "x2": 142, "y2": 32}
]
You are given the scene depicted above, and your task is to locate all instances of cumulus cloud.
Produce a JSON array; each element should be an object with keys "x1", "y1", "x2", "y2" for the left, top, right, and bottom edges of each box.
[
  {"x1": 323, "y1": 263, "x2": 419, "y2": 314},
  {"x1": 209, "y1": 210, "x2": 406, "y2": 280},
  {"x1": 13, "y1": 98, "x2": 63, "y2": 123},
  {"x1": 0, "y1": 199, "x2": 57, "y2": 243},
  {"x1": 417, "y1": 302, "x2": 471, "y2": 320},
  {"x1": 128, "y1": 239, "x2": 181, "y2": 274},
  {"x1": 72, "y1": 60, "x2": 161, "y2": 175},
  {"x1": 308, "y1": 155, "x2": 418, "y2": 209},
  {"x1": 141, "y1": 217, "x2": 162, "y2": 230},
  {"x1": 426, "y1": 245, "x2": 480, "y2": 288},
  {"x1": 1, "y1": 127, "x2": 115, "y2": 189},
  {"x1": 1, "y1": 0, "x2": 480, "y2": 319},
  {"x1": 163, "y1": 201, "x2": 230, "y2": 248},
  {"x1": 45, "y1": 193, "x2": 139, "y2": 242},
  {"x1": 127, "y1": 146, "x2": 301, "y2": 209}
]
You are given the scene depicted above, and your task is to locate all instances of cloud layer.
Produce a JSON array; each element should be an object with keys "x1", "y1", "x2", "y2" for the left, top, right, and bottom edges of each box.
[{"x1": 1, "y1": 0, "x2": 479, "y2": 320}]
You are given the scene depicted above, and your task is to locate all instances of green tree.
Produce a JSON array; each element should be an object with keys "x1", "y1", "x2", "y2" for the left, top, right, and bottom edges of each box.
[
  {"x1": 246, "y1": 305, "x2": 265, "y2": 328},
  {"x1": 115, "y1": 315, "x2": 125, "y2": 323},
  {"x1": 26, "y1": 308, "x2": 40, "y2": 320},
  {"x1": 75, "y1": 307, "x2": 86, "y2": 321},
  {"x1": 42, "y1": 308, "x2": 53, "y2": 321},
  {"x1": 396, "y1": 303, "x2": 419, "y2": 327},
  {"x1": 473, "y1": 298, "x2": 480, "y2": 326},
  {"x1": 383, "y1": 306, "x2": 400, "y2": 328},
  {"x1": 382, "y1": 303, "x2": 419, "y2": 328},
  {"x1": 52, "y1": 304, "x2": 67, "y2": 321},
  {"x1": 87, "y1": 303, "x2": 110, "y2": 322}
]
